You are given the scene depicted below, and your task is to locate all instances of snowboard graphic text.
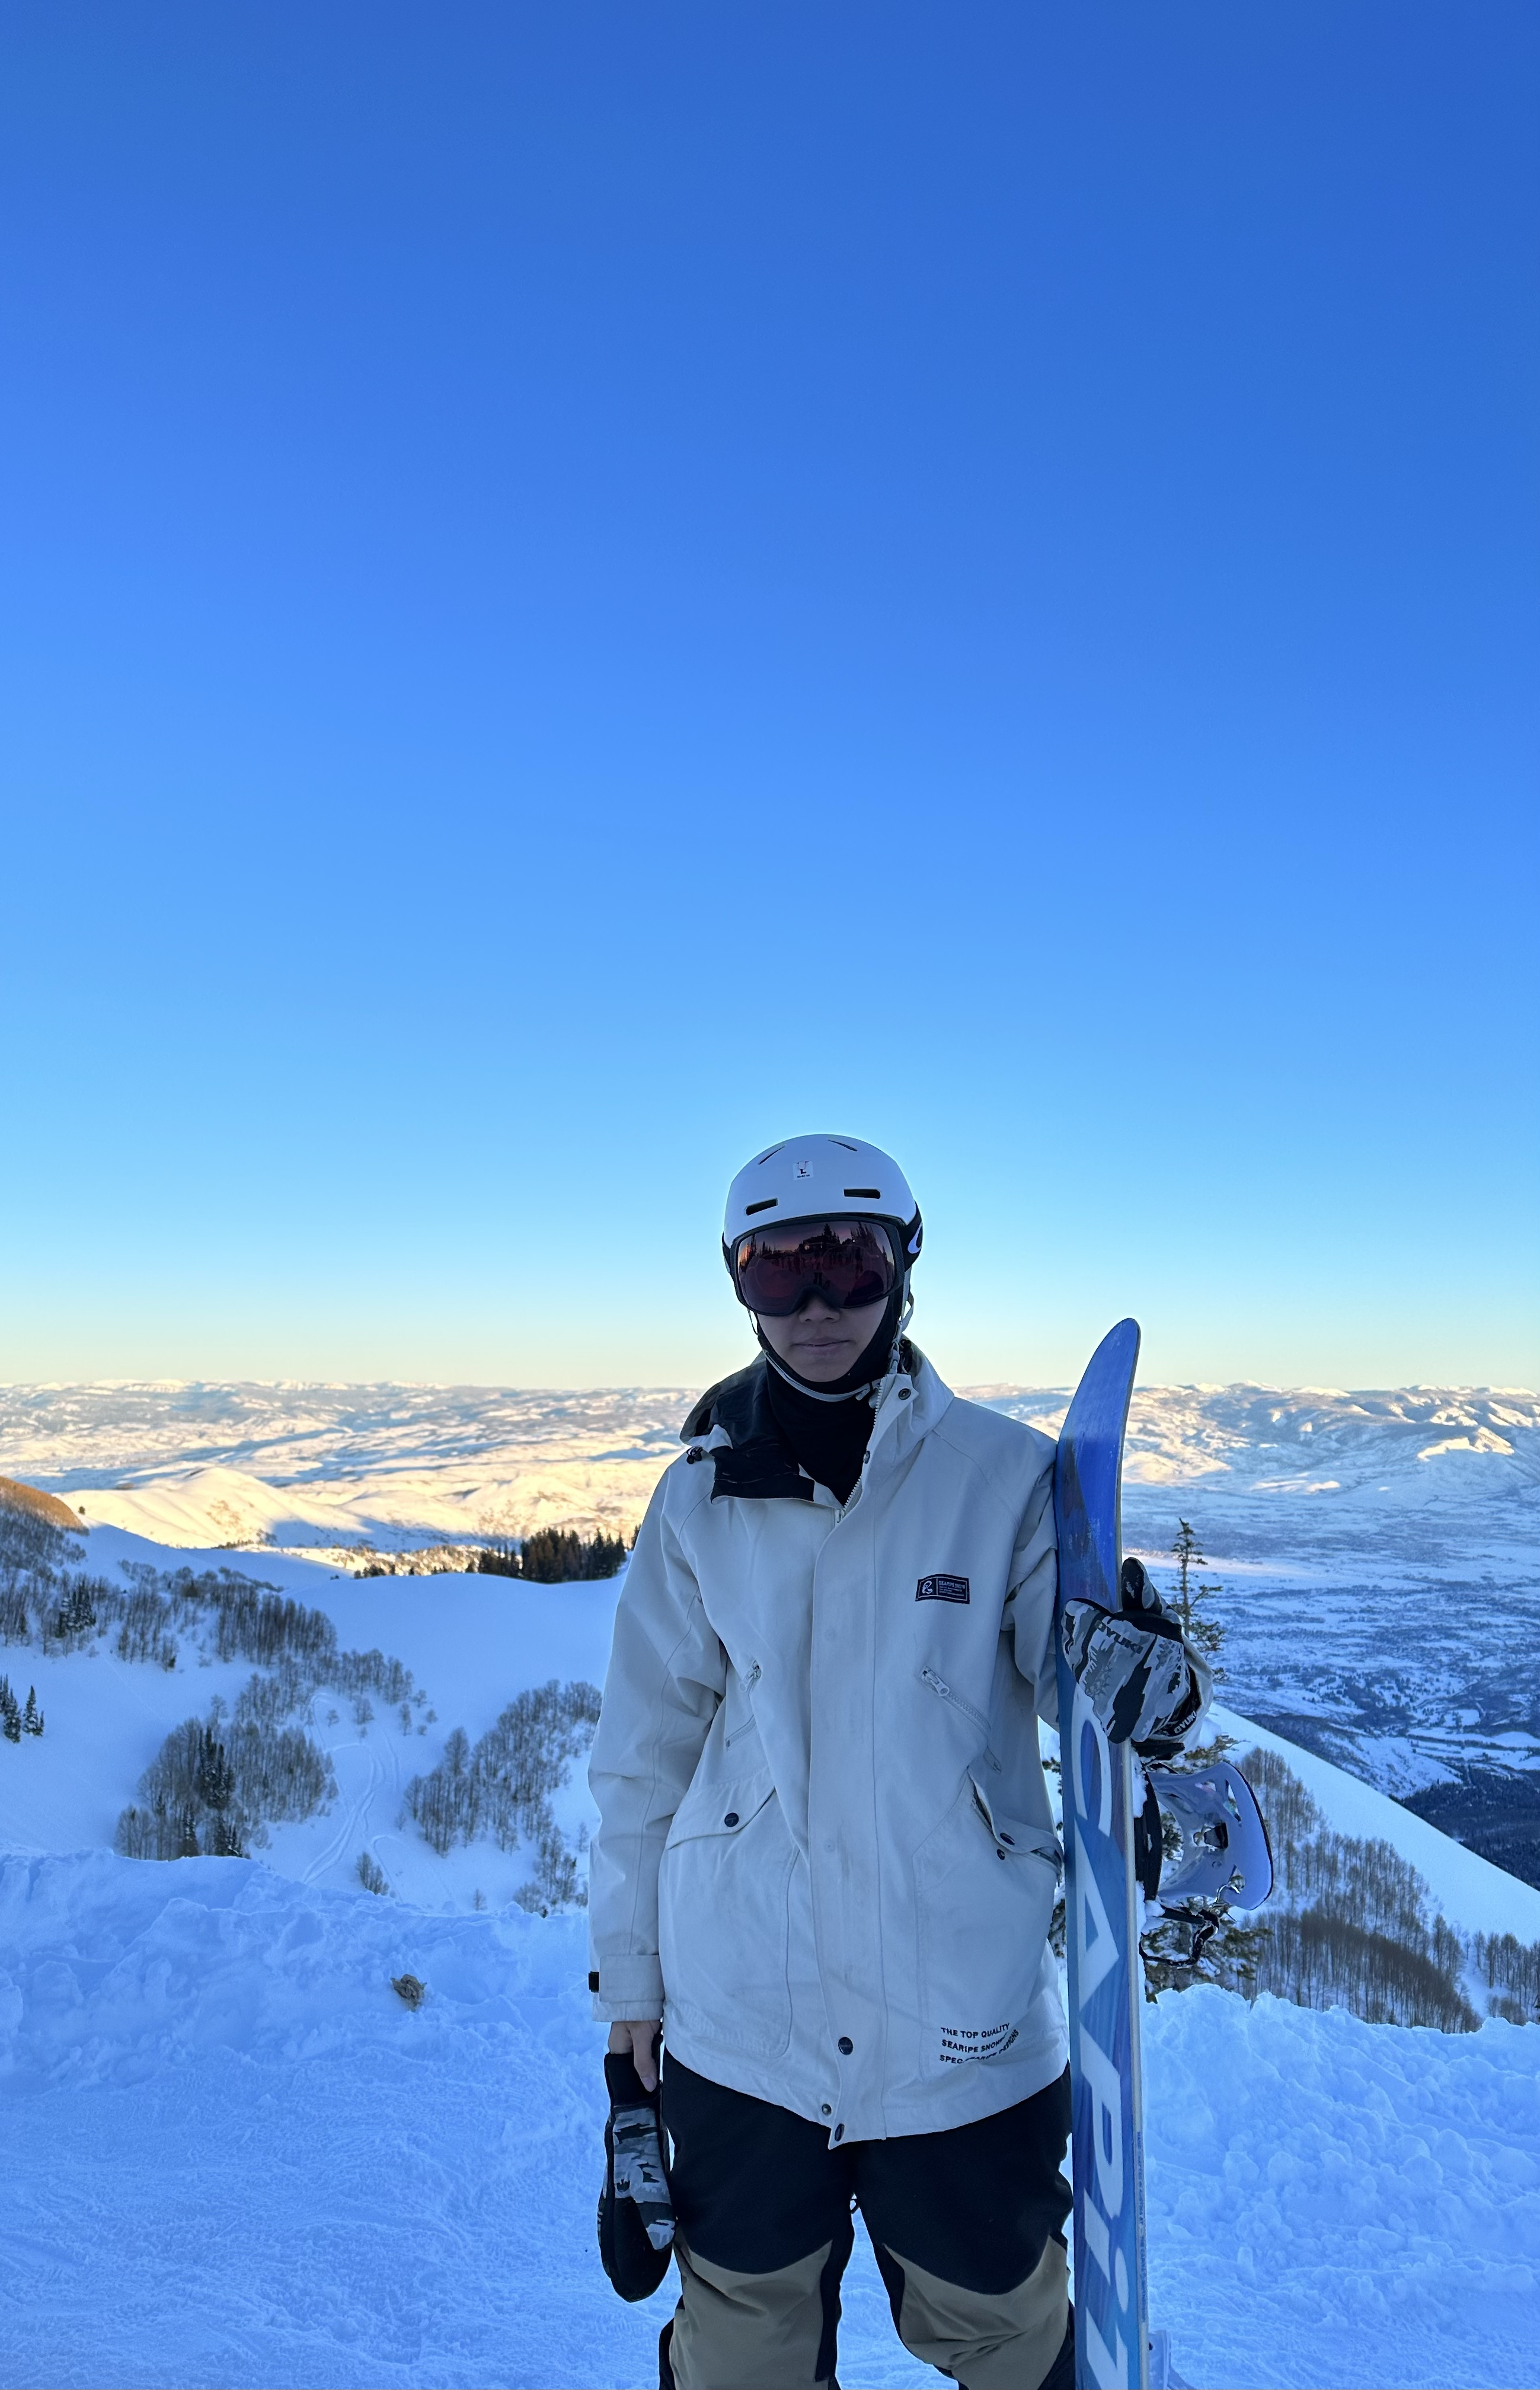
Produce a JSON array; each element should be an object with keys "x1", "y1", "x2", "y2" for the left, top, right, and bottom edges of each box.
[
  {"x1": 1068, "y1": 1686, "x2": 1144, "y2": 2388},
  {"x1": 1054, "y1": 1319, "x2": 1149, "y2": 2390}
]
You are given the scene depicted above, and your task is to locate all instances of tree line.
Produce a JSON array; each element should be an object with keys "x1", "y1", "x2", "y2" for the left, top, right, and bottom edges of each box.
[
  {"x1": 1239, "y1": 1744, "x2": 1539, "y2": 2031},
  {"x1": 472, "y1": 1528, "x2": 632, "y2": 1582},
  {"x1": 356, "y1": 1527, "x2": 634, "y2": 1582}
]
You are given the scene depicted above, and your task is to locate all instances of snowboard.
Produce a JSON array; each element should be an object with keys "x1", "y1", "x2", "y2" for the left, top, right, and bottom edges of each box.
[{"x1": 1053, "y1": 1318, "x2": 1149, "y2": 2390}]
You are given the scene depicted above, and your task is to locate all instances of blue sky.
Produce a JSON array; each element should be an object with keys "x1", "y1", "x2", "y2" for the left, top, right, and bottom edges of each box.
[{"x1": 2, "y1": 2, "x2": 1535, "y2": 1392}]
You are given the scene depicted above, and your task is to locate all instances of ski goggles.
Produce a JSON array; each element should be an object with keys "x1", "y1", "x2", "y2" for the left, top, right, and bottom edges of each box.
[{"x1": 730, "y1": 1218, "x2": 900, "y2": 1317}]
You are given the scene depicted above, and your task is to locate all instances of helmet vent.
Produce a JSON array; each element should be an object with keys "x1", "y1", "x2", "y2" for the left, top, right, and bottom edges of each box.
[
  {"x1": 844, "y1": 1188, "x2": 880, "y2": 1198},
  {"x1": 745, "y1": 1198, "x2": 778, "y2": 1215}
]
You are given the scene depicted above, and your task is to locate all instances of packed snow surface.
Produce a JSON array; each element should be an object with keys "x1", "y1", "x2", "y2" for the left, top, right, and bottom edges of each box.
[{"x1": 1, "y1": 1853, "x2": 1536, "y2": 2390}]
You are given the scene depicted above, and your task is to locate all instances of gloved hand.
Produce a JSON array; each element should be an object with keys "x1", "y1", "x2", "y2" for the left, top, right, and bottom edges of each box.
[
  {"x1": 1060, "y1": 1556, "x2": 1212, "y2": 1761},
  {"x1": 597, "y1": 2050, "x2": 675, "y2": 2302}
]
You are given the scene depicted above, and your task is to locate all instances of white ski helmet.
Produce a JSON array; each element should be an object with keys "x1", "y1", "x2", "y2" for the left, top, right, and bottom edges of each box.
[{"x1": 723, "y1": 1134, "x2": 922, "y2": 1273}]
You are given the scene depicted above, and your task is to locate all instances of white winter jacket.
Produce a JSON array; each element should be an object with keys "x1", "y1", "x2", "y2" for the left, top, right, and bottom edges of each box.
[{"x1": 587, "y1": 1345, "x2": 1065, "y2": 2146}]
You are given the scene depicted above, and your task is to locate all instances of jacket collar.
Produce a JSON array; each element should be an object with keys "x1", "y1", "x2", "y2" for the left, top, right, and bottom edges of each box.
[
  {"x1": 681, "y1": 1345, "x2": 950, "y2": 1505},
  {"x1": 682, "y1": 1359, "x2": 812, "y2": 1502}
]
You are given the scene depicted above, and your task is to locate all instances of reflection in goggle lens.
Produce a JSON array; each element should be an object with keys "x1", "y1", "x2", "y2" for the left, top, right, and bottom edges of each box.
[{"x1": 734, "y1": 1220, "x2": 898, "y2": 1317}]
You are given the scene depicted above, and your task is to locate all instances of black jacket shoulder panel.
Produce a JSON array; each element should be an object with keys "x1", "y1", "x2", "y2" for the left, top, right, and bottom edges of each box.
[
  {"x1": 680, "y1": 1364, "x2": 761, "y2": 1445},
  {"x1": 680, "y1": 1359, "x2": 813, "y2": 1504}
]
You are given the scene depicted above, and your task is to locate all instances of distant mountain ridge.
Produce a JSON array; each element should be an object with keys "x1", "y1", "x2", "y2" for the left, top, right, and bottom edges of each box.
[{"x1": 1, "y1": 1378, "x2": 1535, "y2": 1864}]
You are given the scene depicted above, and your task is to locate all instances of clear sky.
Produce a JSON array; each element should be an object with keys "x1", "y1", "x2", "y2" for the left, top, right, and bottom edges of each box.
[{"x1": 2, "y1": 2, "x2": 1535, "y2": 1394}]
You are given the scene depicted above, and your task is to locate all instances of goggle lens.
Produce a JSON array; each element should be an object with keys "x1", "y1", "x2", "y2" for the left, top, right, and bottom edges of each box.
[{"x1": 734, "y1": 1219, "x2": 899, "y2": 1317}]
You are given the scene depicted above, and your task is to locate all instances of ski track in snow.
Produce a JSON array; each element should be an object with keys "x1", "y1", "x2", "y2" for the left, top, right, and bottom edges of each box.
[
  {"x1": 302, "y1": 1737, "x2": 380, "y2": 1891},
  {"x1": 0, "y1": 1857, "x2": 1536, "y2": 2390}
]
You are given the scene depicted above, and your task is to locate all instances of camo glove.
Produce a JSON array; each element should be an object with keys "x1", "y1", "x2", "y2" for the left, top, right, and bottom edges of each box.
[
  {"x1": 1062, "y1": 1557, "x2": 1212, "y2": 1761},
  {"x1": 597, "y1": 2050, "x2": 675, "y2": 2302}
]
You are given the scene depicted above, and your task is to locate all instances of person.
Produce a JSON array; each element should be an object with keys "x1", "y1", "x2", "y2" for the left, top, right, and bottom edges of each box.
[{"x1": 588, "y1": 1134, "x2": 1208, "y2": 2390}]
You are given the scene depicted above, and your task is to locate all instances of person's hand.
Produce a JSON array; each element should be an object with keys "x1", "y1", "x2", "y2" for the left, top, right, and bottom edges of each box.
[
  {"x1": 608, "y1": 2016, "x2": 662, "y2": 2092},
  {"x1": 1060, "y1": 1559, "x2": 1211, "y2": 1759},
  {"x1": 599, "y1": 2017, "x2": 673, "y2": 2298}
]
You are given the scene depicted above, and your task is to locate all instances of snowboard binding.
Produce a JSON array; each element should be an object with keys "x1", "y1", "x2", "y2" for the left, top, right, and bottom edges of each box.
[{"x1": 1140, "y1": 1757, "x2": 1274, "y2": 1911}]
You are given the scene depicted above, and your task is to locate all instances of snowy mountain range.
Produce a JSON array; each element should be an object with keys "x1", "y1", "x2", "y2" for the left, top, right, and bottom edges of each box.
[{"x1": 3, "y1": 1376, "x2": 1536, "y2": 1856}]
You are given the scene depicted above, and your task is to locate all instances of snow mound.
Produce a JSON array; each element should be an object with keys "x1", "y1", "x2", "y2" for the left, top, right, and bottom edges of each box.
[{"x1": 1144, "y1": 1986, "x2": 1540, "y2": 2390}]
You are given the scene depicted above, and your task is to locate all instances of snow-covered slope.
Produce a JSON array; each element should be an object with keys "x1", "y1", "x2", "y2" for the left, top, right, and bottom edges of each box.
[
  {"x1": 0, "y1": 1525, "x2": 615, "y2": 1912},
  {"x1": 1, "y1": 1852, "x2": 1536, "y2": 2390},
  {"x1": 1213, "y1": 1703, "x2": 1540, "y2": 1945},
  {"x1": 4, "y1": 1518, "x2": 1540, "y2": 2388},
  {"x1": 5, "y1": 1520, "x2": 1531, "y2": 1934}
]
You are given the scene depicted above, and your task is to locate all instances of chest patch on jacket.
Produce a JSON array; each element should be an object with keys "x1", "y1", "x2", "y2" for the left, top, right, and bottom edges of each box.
[{"x1": 916, "y1": 1574, "x2": 970, "y2": 1604}]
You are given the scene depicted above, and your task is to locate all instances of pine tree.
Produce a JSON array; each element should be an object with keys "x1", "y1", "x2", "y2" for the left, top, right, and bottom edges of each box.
[
  {"x1": 1165, "y1": 1518, "x2": 1232, "y2": 1773},
  {"x1": 1168, "y1": 1520, "x2": 1225, "y2": 1668},
  {"x1": 0, "y1": 1677, "x2": 20, "y2": 1742},
  {"x1": 22, "y1": 1687, "x2": 42, "y2": 1737},
  {"x1": 196, "y1": 1725, "x2": 235, "y2": 1811},
  {"x1": 1139, "y1": 1518, "x2": 1262, "y2": 1997},
  {"x1": 54, "y1": 1579, "x2": 97, "y2": 1641}
]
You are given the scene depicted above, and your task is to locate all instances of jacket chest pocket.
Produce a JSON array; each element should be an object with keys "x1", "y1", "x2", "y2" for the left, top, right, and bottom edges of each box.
[
  {"x1": 912, "y1": 1772, "x2": 1060, "y2": 2079},
  {"x1": 659, "y1": 1764, "x2": 794, "y2": 2062}
]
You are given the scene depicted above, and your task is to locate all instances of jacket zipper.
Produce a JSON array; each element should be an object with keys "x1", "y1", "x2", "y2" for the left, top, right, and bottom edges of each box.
[
  {"x1": 726, "y1": 1661, "x2": 762, "y2": 1747},
  {"x1": 921, "y1": 1667, "x2": 1002, "y2": 1771}
]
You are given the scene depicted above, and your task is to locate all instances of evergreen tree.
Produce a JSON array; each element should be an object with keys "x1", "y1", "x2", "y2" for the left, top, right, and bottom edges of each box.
[
  {"x1": 22, "y1": 1687, "x2": 42, "y2": 1737},
  {"x1": 52, "y1": 1578, "x2": 98, "y2": 1641},
  {"x1": 1139, "y1": 1518, "x2": 1263, "y2": 1997},
  {"x1": 0, "y1": 1677, "x2": 20, "y2": 1741},
  {"x1": 1168, "y1": 1520, "x2": 1225, "y2": 1667},
  {"x1": 474, "y1": 1526, "x2": 632, "y2": 1583},
  {"x1": 195, "y1": 1725, "x2": 235, "y2": 1811}
]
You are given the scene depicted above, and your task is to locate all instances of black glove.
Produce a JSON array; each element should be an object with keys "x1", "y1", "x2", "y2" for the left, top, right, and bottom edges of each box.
[
  {"x1": 597, "y1": 2050, "x2": 675, "y2": 2302},
  {"x1": 1060, "y1": 1557, "x2": 1211, "y2": 1761}
]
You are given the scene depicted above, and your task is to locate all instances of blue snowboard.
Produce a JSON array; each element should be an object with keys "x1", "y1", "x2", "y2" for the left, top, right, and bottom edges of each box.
[{"x1": 1054, "y1": 1319, "x2": 1149, "y2": 2390}]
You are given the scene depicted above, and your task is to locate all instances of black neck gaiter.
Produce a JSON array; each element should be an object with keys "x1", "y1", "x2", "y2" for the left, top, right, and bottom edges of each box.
[{"x1": 763, "y1": 1367, "x2": 874, "y2": 1506}]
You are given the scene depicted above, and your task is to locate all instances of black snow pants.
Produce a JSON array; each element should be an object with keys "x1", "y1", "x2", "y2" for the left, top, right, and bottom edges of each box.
[{"x1": 657, "y1": 2053, "x2": 1074, "y2": 2390}]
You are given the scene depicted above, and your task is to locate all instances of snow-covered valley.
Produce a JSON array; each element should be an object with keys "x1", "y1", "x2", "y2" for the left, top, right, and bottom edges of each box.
[
  {"x1": 2, "y1": 1378, "x2": 1539, "y2": 2388},
  {"x1": 5, "y1": 1373, "x2": 1536, "y2": 1869}
]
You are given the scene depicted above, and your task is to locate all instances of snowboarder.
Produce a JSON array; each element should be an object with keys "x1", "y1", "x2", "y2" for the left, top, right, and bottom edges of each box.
[{"x1": 588, "y1": 1135, "x2": 1209, "y2": 2389}]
